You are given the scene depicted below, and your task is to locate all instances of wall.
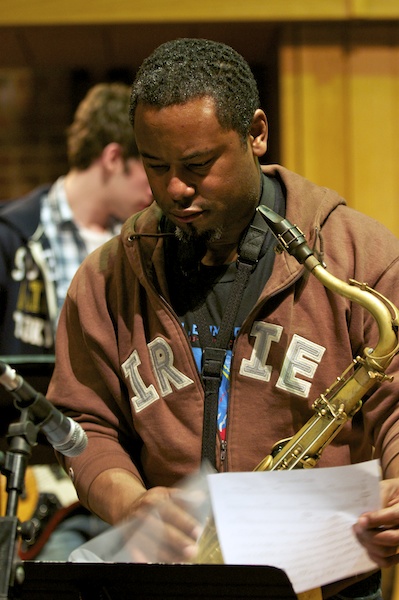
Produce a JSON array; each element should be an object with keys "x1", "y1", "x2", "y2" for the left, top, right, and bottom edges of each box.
[
  {"x1": 280, "y1": 21, "x2": 399, "y2": 237},
  {"x1": 0, "y1": 3, "x2": 398, "y2": 230}
]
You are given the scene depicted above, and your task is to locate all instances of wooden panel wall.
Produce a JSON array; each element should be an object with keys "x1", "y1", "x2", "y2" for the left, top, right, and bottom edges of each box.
[
  {"x1": 1, "y1": 0, "x2": 399, "y2": 25},
  {"x1": 0, "y1": 0, "x2": 362, "y2": 25},
  {"x1": 280, "y1": 22, "x2": 399, "y2": 238}
]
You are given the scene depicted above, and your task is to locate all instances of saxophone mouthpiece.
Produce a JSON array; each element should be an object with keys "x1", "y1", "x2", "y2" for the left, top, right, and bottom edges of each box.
[{"x1": 256, "y1": 205, "x2": 314, "y2": 265}]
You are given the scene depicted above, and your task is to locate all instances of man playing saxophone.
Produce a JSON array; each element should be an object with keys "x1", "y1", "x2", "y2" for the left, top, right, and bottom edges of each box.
[{"x1": 47, "y1": 39, "x2": 399, "y2": 600}]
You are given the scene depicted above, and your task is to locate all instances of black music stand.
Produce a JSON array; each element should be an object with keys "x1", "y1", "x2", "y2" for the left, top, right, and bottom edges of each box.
[{"x1": 14, "y1": 562, "x2": 298, "y2": 599}]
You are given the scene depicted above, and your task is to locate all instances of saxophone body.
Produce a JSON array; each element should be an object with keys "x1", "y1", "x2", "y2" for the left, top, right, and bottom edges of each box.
[{"x1": 195, "y1": 206, "x2": 399, "y2": 564}]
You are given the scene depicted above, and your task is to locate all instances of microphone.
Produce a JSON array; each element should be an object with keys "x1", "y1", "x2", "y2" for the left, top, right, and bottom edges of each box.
[{"x1": 0, "y1": 361, "x2": 87, "y2": 457}]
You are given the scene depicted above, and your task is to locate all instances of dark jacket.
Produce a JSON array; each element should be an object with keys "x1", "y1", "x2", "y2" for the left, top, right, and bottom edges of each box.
[{"x1": 0, "y1": 185, "x2": 56, "y2": 355}]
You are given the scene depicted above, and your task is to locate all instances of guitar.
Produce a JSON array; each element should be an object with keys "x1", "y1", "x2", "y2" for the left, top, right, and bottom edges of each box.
[{"x1": 0, "y1": 463, "x2": 82, "y2": 559}]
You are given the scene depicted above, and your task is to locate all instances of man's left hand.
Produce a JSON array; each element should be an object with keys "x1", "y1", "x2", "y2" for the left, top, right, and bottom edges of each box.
[{"x1": 353, "y1": 477, "x2": 399, "y2": 567}]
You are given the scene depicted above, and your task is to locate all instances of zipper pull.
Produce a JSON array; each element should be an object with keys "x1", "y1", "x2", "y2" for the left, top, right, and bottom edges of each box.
[{"x1": 220, "y1": 440, "x2": 227, "y2": 463}]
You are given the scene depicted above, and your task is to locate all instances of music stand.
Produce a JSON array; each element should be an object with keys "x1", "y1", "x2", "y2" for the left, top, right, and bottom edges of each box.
[{"x1": 15, "y1": 562, "x2": 298, "y2": 599}]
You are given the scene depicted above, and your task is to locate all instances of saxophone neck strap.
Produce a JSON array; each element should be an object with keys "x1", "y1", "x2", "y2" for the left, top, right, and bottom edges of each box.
[{"x1": 199, "y1": 208, "x2": 271, "y2": 467}]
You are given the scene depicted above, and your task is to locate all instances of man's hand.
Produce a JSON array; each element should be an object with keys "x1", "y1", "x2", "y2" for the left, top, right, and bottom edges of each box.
[
  {"x1": 124, "y1": 485, "x2": 204, "y2": 563},
  {"x1": 88, "y1": 467, "x2": 210, "y2": 564},
  {"x1": 353, "y1": 477, "x2": 399, "y2": 567}
]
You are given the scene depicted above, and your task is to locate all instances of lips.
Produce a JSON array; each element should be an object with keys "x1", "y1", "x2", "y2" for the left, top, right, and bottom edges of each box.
[{"x1": 171, "y1": 211, "x2": 204, "y2": 224}]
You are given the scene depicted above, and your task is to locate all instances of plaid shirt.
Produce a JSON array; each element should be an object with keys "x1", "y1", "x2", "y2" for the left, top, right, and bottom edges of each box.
[{"x1": 40, "y1": 177, "x2": 120, "y2": 320}]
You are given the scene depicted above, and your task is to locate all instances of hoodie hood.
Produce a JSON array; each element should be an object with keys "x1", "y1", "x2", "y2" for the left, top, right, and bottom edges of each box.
[{"x1": 261, "y1": 165, "x2": 346, "y2": 245}]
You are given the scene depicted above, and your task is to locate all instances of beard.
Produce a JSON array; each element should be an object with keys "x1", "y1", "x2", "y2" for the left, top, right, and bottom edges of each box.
[{"x1": 174, "y1": 224, "x2": 223, "y2": 278}]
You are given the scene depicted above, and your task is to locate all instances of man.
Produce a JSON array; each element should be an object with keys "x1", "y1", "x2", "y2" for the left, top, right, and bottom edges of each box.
[
  {"x1": 47, "y1": 39, "x2": 399, "y2": 598},
  {"x1": 0, "y1": 82, "x2": 153, "y2": 355}
]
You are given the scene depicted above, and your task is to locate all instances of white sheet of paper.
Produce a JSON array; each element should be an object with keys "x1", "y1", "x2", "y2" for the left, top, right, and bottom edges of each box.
[{"x1": 207, "y1": 460, "x2": 381, "y2": 593}]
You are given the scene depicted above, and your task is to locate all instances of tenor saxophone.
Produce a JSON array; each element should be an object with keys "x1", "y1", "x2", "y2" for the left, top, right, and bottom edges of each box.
[{"x1": 195, "y1": 205, "x2": 399, "y2": 564}]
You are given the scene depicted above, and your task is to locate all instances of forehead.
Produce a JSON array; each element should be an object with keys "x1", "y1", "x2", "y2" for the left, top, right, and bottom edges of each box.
[
  {"x1": 134, "y1": 97, "x2": 239, "y2": 157},
  {"x1": 135, "y1": 97, "x2": 218, "y2": 128}
]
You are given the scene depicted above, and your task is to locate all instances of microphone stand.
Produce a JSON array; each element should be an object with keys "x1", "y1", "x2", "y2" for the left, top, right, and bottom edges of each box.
[{"x1": 0, "y1": 408, "x2": 40, "y2": 600}]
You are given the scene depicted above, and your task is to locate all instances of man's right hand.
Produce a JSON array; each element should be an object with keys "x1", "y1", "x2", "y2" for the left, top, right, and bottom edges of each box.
[{"x1": 87, "y1": 467, "x2": 208, "y2": 563}]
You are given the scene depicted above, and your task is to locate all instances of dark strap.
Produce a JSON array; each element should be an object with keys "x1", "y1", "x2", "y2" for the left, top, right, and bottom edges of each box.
[
  {"x1": 198, "y1": 209, "x2": 270, "y2": 467},
  {"x1": 199, "y1": 260, "x2": 253, "y2": 466}
]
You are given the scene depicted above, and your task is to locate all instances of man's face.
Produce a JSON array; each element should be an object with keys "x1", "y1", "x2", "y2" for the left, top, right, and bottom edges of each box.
[{"x1": 134, "y1": 97, "x2": 265, "y2": 247}]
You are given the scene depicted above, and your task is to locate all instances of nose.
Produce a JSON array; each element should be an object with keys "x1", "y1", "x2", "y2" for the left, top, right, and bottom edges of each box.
[{"x1": 167, "y1": 176, "x2": 196, "y2": 206}]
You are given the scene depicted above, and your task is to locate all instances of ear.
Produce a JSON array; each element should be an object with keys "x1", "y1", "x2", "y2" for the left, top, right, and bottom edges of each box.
[
  {"x1": 100, "y1": 142, "x2": 124, "y2": 173},
  {"x1": 249, "y1": 109, "x2": 268, "y2": 158}
]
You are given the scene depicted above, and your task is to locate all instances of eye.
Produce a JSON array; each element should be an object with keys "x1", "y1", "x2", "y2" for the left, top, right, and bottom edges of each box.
[
  {"x1": 186, "y1": 158, "x2": 213, "y2": 172},
  {"x1": 147, "y1": 163, "x2": 169, "y2": 173}
]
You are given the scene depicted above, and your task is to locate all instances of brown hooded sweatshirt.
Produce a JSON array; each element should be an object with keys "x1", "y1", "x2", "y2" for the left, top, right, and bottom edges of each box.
[{"x1": 48, "y1": 165, "x2": 399, "y2": 512}]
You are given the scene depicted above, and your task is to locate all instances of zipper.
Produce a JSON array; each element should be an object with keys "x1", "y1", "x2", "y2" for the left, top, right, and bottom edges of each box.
[
  {"x1": 220, "y1": 440, "x2": 227, "y2": 465},
  {"x1": 218, "y1": 270, "x2": 301, "y2": 472}
]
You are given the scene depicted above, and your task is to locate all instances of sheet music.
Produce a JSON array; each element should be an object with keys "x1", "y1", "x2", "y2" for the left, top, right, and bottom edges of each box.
[
  {"x1": 70, "y1": 460, "x2": 381, "y2": 594},
  {"x1": 207, "y1": 460, "x2": 381, "y2": 593}
]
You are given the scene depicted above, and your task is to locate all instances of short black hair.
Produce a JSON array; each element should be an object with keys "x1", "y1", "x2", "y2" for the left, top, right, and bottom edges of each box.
[{"x1": 129, "y1": 38, "x2": 260, "y2": 142}]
